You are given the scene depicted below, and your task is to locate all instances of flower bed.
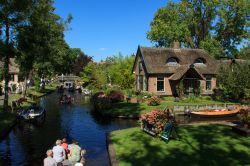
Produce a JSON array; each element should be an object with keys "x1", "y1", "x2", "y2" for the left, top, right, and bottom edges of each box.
[{"x1": 140, "y1": 109, "x2": 170, "y2": 135}]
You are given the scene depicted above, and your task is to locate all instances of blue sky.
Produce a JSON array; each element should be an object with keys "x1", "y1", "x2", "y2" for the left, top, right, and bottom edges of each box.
[{"x1": 54, "y1": 0, "x2": 168, "y2": 61}]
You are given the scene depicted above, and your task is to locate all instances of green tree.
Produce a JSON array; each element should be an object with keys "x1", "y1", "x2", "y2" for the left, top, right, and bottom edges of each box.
[
  {"x1": 217, "y1": 62, "x2": 250, "y2": 100},
  {"x1": 80, "y1": 62, "x2": 107, "y2": 90},
  {"x1": 237, "y1": 43, "x2": 250, "y2": 59},
  {"x1": 17, "y1": 0, "x2": 72, "y2": 93},
  {"x1": 0, "y1": 0, "x2": 33, "y2": 110},
  {"x1": 147, "y1": 0, "x2": 249, "y2": 58},
  {"x1": 107, "y1": 54, "x2": 135, "y2": 90},
  {"x1": 147, "y1": 1, "x2": 190, "y2": 47}
]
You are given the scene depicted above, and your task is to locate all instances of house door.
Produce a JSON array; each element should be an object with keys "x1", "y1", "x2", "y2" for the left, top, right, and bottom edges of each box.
[{"x1": 183, "y1": 78, "x2": 200, "y2": 95}]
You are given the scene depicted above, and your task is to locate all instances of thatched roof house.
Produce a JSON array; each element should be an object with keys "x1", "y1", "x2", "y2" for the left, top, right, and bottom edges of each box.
[{"x1": 133, "y1": 46, "x2": 219, "y2": 96}]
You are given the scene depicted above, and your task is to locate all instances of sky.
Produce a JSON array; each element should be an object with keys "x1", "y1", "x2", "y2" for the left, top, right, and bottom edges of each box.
[{"x1": 54, "y1": 0, "x2": 168, "y2": 62}]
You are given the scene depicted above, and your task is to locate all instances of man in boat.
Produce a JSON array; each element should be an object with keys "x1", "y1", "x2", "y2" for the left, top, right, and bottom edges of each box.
[
  {"x1": 44, "y1": 149, "x2": 57, "y2": 166},
  {"x1": 52, "y1": 140, "x2": 66, "y2": 163}
]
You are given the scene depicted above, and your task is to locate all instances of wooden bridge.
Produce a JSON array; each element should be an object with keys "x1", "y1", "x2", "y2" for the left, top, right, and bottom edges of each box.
[{"x1": 51, "y1": 74, "x2": 82, "y2": 84}]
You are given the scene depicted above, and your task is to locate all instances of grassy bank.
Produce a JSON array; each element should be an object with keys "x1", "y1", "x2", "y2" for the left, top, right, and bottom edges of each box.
[
  {"x1": 102, "y1": 97, "x2": 235, "y2": 117},
  {"x1": 109, "y1": 124, "x2": 250, "y2": 166}
]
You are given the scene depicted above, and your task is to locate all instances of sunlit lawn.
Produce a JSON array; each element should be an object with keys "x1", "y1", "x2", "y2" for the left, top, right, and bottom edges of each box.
[
  {"x1": 110, "y1": 124, "x2": 250, "y2": 166},
  {"x1": 103, "y1": 97, "x2": 235, "y2": 117}
]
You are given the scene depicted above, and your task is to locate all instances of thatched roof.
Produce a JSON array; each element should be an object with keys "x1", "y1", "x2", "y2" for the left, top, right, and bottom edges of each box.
[
  {"x1": 0, "y1": 58, "x2": 19, "y2": 74},
  {"x1": 137, "y1": 46, "x2": 218, "y2": 75}
]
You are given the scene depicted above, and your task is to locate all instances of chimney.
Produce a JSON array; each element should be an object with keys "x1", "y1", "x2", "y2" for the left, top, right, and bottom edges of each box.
[{"x1": 171, "y1": 40, "x2": 180, "y2": 49}]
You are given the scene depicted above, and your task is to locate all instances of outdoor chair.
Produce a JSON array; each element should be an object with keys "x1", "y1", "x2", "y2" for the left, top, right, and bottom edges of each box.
[{"x1": 160, "y1": 121, "x2": 180, "y2": 142}]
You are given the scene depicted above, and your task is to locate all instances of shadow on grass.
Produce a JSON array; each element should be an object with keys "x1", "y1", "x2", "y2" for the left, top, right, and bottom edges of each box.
[
  {"x1": 103, "y1": 102, "x2": 144, "y2": 117},
  {"x1": 110, "y1": 125, "x2": 250, "y2": 166}
]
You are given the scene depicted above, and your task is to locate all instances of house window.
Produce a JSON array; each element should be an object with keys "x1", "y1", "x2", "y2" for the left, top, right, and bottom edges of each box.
[
  {"x1": 10, "y1": 74, "x2": 15, "y2": 81},
  {"x1": 206, "y1": 77, "x2": 212, "y2": 90},
  {"x1": 166, "y1": 57, "x2": 179, "y2": 65},
  {"x1": 139, "y1": 61, "x2": 143, "y2": 72},
  {"x1": 194, "y1": 58, "x2": 206, "y2": 65},
  {"x1": 138, "y1": 75, "x2": 143, "y2": 90},
  {"x1": 157, "y1": 77, "x2": 164, "y2": 91}
]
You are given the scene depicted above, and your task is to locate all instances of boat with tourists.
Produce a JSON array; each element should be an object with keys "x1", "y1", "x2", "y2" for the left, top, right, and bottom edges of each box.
[
  {"x1": 190, "y1": 106, "x2": 241, "y2": 117},
  {"x1": 17, "y1": 106, "x2": 46, "y2": 122},
  {"x1": 59, "y1": 94, "x2": 73, "y2": 104}
]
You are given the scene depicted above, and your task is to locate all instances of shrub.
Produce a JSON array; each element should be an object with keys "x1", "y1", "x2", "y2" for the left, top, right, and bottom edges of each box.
[
  {"x1": 140, "y1": 109, "x2": 170, "y2": 134},
  {"x1": 91, "y1": 92, "x2": 111, "y2": 110},
  {"x1": 107, "y1": 90, "x2": 124, "y2": 103},
  {"x1": 239, "y1": 108, "x2": 250, "y2": 127},
  {"x1": 147, "y1": 96, "x2": 161, "y2": 106}
]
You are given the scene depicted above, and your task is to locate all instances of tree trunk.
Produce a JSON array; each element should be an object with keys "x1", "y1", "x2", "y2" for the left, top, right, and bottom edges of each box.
[
  {"x1": 3, "y1": 18, "x2": 10, "y2": 111},
  {"x1": 22, "y1": 76, "x2": 28, "y2": 98}
]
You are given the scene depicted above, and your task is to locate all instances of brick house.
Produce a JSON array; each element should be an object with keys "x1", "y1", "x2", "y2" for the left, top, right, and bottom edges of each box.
[
  {"x1": 0, "y1": 58, "x2": 21, "y2": 93},
  {"x1": 132, "y1": 45, "x2": 218, "y2": 96}
]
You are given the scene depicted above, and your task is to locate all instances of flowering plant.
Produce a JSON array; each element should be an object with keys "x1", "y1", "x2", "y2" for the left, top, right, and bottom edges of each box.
[
  {"x1": 239, "y1": 108, "x2": 250, "y2": 128},
  {"x1": 147, "y1": 96, "x2": 161, "y2": 106},
  {"x1": 140, "y1": 109, "x2": 170, "y2": 134}
]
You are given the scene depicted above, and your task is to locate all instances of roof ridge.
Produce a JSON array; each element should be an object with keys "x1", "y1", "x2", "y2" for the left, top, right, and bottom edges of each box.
[{"x1": 139, "y1": 46, "x2": 205, "y2": 51}]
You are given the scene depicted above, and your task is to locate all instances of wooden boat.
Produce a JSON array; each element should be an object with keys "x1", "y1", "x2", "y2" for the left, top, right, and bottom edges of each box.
[{"x1": 190, "y1": 108, "x2": 240, "y2": 117}]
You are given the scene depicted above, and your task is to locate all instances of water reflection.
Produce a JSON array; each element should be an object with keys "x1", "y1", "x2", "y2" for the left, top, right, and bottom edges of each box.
[{"x1": 0, "y1": 93, "x2": 137, "y2": 166}]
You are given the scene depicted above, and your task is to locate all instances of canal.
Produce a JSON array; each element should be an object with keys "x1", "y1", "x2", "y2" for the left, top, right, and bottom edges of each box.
[{"x1": 0, "y1": 93, "x2": 137, "y2": 166}]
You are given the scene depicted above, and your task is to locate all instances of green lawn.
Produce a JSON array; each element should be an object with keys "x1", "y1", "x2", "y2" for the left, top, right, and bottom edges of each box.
[
  {"x1": 102, "y1": 97, "x2": 236, "y2": 117},
  {"x1": 110, "y1": 124, "x2": 250, "y2": 166}
]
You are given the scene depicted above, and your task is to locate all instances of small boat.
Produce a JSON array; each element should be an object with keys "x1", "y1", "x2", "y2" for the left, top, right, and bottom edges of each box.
[
  {"x1": 190, "y1": 107, "x2": 240, "y2": 117},
  {"x1": 17, "y1": 106, "x2": 46, "y2": 122},
  {"x1": 59, "y1": 95, "x2": 73, "y2": 104}
]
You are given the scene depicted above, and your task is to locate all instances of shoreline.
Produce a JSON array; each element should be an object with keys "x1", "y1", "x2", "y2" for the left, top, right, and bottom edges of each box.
[{"x1": 0, "y1": 87, "x2": 56, "y2": 141}]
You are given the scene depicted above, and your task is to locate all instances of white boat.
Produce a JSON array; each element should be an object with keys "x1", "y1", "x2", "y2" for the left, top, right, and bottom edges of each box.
[{"x1": 17, "y1": 106, "x2": 46, "y2": 122}]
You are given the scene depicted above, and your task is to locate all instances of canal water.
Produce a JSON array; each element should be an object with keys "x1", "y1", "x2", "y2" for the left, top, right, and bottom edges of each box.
[{"x1": 0, "y1": 93, "x2": 137, "y2": 166}]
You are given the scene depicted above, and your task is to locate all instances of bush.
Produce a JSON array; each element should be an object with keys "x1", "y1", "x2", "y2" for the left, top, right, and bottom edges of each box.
[
  {"x1": 147, "y1": 96, "x2": 161, "y2": 106},
  {"x1": 107, "y1": 90, "x2": 124, "y2": 103},
  {"x1": 91, "y1": 92, "x2": 111, "y2": 111},
  {"x1": 239, "y1": 108, "x2": 250, "y2": 127}
]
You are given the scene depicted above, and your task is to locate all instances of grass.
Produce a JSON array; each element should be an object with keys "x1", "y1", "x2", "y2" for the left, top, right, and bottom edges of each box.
[
  {"x1": 102, "y1": 96, "x2": 236, "y2": 117},
  {"x1": 110, "y1": 124, "x2": 250, "y2": 166}
]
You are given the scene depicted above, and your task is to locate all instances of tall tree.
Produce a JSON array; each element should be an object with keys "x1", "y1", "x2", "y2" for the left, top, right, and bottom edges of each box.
[
  {"x1": 17, "y1": 0, "x2": 72, "y2": 94},
  {"x1": 0, "y1": 0, "x2": 32, "y2": 110},
  {"x1": 147, "y1": 0, "x2": 249, "y2": 58}
]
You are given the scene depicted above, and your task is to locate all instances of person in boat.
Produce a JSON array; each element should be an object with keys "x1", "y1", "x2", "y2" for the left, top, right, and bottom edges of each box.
[
  {"x1": 68, "y1": 140, "x2": 86, "y2": 165},
  {"x1": 44, "y1": 149, "x2": 57, "y2": 166},
  {"x1": 74, "y1": 157, "x2": 86, "y2": 166},
  {"x1": 52, "y1": 140, "x2": 66, "y2": 163},
  {"x1": 61, "y1": 138, "x2": 69, "y2": 156}
]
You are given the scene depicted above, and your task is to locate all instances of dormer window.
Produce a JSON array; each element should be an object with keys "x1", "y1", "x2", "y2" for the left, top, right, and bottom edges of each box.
[
  {"x1": 194, "y1": 58, "x2": 206, "y2": 65},
  {"x1": 166, "y1": 57, "x2": 179, "y2": 65}
]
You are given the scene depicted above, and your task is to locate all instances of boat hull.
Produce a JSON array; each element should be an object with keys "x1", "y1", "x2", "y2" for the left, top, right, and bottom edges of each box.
[{"x1": 190, "y1": 110, "x2": 239, "y2": 118}]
